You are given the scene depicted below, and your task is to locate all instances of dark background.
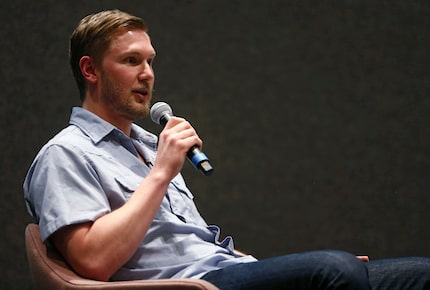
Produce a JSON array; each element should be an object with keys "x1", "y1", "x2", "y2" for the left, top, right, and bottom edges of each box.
[{"x1": 1, "y1": 1, "x2": 429, "y2": 289}]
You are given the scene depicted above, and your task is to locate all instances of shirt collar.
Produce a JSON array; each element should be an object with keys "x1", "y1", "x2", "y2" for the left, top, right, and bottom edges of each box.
[{"x1": 69, "y1": 107, "x2": 158, "y2": 146}]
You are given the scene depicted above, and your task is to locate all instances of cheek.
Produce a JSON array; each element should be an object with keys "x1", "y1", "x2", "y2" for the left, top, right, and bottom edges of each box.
[
  {"x1": 112, "y1": 71, "x2": 137, "y2": 87},
  {"x1": 108, "y1": 64, "x2": 137, "y2": 81}
]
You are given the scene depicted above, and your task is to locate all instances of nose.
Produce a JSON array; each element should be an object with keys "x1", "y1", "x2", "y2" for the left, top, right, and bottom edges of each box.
[{"x1": 139, "y1": 62, "x2": 154, "y2": 81}]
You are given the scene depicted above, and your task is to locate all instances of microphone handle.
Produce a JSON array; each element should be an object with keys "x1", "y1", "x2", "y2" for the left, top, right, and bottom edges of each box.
[{"x1": 187, "y1": 146, "x2": 214, "y2": 176}]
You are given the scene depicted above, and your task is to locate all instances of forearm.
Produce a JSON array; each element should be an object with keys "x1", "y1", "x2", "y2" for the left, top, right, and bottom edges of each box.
[{"x1": 53, "y1": 169, "x2": 170, "y2": 281}]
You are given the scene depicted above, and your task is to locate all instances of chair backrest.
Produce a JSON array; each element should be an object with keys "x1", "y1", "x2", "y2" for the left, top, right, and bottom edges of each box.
[{"x1": 24, "y1": 223, "x2": 219, "y2": 290}]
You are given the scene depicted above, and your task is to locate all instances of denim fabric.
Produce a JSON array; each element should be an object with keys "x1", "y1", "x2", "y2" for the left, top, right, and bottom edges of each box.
[
  {"x1": 202, "y1": 250, "x2": 430, "y2": 290},
  {"x1": 202, "y1": 250, "x2": 371, "y2": 290},
  {"x1": 367, "y1": 256, "x2": 430, "y2": 290}
]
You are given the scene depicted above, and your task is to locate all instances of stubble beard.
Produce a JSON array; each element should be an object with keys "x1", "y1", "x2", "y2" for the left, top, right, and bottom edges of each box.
[{"x1": 101, "y1": 75, "x2": 152, "y2": 121}]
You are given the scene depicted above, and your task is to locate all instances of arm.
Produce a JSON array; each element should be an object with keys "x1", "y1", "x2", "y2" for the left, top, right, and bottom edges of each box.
[{"x1": 51, "y1": 117, "x2": 202, "y2": 281}]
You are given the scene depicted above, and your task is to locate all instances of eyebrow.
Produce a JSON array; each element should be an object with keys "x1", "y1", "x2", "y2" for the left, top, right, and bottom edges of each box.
[{"x1": 123, "y1": 49, "x2": 155, "y2": 57}]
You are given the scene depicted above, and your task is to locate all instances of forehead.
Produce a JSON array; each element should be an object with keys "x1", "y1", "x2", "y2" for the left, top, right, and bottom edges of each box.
[{"x1": 107, "y1": 29, "x2": 155, "y2": 55}]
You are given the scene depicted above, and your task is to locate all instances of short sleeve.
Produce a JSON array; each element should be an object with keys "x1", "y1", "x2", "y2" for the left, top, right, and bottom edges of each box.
[{"x1": 24, "y1": 143, "x2": 110, "y2": 242}]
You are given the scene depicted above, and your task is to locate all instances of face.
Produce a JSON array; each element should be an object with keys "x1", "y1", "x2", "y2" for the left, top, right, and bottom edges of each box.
[{"x1": 97, "y1": 29, "x2": 156, "y2": 121}]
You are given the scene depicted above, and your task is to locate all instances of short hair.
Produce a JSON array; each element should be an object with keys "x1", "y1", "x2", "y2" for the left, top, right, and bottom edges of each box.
[{"x1": 69, "y1": 10, "x2": 148, "y2": 101}]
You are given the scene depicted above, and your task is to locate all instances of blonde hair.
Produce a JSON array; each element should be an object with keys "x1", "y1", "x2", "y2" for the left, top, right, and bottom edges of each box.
[{"x1": 69, "y1": 10, "x2": 148, "y2": 100}]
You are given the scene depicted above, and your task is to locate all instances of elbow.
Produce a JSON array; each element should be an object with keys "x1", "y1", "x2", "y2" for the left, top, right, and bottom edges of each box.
[
  {"x1": 71, "y1": 258, "x2": 115, "y2": 282},
  {"x1": 50, "y1": 223, "x2": 119, "y2": 281},
  {"x1": 81, "y1": 269, "x2": 111, "y2": 282}
]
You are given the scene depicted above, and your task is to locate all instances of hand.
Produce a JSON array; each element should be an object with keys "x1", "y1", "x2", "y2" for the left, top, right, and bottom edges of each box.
[
  {"x1": 356, "y1": 255, "x2": 369, "y2": 262},
  {"x1": 153, "y1": 116, "x2": 202, "y2": 179}
]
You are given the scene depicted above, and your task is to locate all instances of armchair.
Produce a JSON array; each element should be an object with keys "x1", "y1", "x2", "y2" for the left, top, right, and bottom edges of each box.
[{"x1": 25, "y1": 224, "x2": 219, "y2": 290}]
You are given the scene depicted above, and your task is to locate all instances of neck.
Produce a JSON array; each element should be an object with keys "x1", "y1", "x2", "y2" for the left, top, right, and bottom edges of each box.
[{"x1": 82, "y1": 99, "x2": 133, "y2": 136}]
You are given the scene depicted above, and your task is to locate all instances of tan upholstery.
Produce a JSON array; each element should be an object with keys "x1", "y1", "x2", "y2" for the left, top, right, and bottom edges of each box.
[{"x1": 25, "y1": 224, "x2": 219, "y2": 290}]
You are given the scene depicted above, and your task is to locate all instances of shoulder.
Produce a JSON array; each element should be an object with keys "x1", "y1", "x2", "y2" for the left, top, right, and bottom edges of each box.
[
  {"x1": 36, "y1": 125, "x2": 88, "y2": 157},
  {"x1": 27, "y1": 125, "x2": 97, "y2": 178}
]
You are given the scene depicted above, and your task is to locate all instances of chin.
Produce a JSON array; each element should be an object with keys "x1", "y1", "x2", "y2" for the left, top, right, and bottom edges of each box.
[
  {"x1": 133, "y1": 107, "x2": 150, "y2": 120},
  {"x1": 121, "y1": 102, "x2": 149, "y2": 121}
]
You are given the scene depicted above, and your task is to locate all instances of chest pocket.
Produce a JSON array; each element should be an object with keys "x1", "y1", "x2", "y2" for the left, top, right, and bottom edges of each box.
[
  {"x1": 114, "y1": 174, "x2": 141, "y2": 198},
  {"x1": 114, "y1": 173, "x2": 203, "y2": 225},
  {"x1": 165, "y1": 174, "x2": 204, "y2": 224}
]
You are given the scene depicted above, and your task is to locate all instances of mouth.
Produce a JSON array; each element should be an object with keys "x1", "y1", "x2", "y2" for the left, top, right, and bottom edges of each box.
[{"x1": 133, "y1": 88, "x2": 150, "y2": 101}]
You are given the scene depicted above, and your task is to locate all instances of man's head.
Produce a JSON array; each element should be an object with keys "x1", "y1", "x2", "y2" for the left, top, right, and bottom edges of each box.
[{"x1": 70, "y1": 10, "x2": 148, "y2": 101}]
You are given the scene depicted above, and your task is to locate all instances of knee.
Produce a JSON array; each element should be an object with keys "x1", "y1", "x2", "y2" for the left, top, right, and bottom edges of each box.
[{"x1": 312, "y1": 250, "x2": 370, "y2": 290}]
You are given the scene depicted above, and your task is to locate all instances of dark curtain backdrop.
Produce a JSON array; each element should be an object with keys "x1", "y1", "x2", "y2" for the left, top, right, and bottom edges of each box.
[{"x1": 1, "y1": 1, "x2": 429, "y2": 289}]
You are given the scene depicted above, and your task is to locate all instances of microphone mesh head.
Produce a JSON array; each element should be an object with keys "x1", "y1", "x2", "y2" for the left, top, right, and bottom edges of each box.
[{"x1": 150, "y1": 102, "x2": 172, "y2": 124}]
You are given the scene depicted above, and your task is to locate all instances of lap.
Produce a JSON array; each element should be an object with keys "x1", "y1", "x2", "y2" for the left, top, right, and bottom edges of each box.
[
  {"x1": 201, "y1": 250, "x2": 370, "y2": 290},
  {"x1": 201, "y1": 251, "x2": 430, "y2": 290}
]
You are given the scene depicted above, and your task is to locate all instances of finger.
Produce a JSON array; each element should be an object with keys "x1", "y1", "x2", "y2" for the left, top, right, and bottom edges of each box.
[
  {"x1": 163, "y1": 118, "x2": 202, "y2": 147},
  {"x1": 356, "y1": 255, "x2": 370, "y2": 262},
  {"x1": 163, "y1": 116, "x2": 186, "y2": 129}
]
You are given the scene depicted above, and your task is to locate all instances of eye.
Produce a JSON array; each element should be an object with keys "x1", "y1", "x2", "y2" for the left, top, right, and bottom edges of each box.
[
  {"x1": 125, "y1": 57, "x2": 137, "y2": 64},
  {"x1": 147, "y1": 58, "x2": 154, "y2": 67}
]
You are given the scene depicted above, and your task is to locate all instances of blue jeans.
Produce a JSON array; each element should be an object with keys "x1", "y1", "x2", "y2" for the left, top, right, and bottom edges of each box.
[
  {"x1": 201, "y1": 250, "x2": 430, "y2": 290},
  {"x1": 367, "y1": 256, "x2": 430, "y2": 290}
]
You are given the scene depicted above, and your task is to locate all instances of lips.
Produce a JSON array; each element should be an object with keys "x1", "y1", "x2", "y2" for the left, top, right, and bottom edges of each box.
[
  {"x1": 136, "y1": 89, "x2": 148, "y2": 96},
  {"x1": 133, "y1": 88, "x2": 149, "y2": 100}
]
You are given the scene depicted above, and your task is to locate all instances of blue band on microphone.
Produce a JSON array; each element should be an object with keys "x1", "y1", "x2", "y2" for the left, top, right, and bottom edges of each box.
[{"x1": 191, "y1": 152, "x2": 209, "y2": 167}]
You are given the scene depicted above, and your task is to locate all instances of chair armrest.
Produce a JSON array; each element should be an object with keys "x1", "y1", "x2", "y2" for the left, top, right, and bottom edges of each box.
[{"x1": 25, "y1": 224, "x2": 219, "y2": 290}]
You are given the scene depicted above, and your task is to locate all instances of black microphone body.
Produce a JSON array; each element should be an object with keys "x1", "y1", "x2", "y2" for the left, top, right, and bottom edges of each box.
[{"x1": 150, "y1": 102, "x2": 214, "y2": 176}]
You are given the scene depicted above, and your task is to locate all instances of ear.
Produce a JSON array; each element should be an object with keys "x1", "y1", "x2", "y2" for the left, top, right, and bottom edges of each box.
[{"x1": 79, "y1": 56, "x2": 98, "y2": 84}]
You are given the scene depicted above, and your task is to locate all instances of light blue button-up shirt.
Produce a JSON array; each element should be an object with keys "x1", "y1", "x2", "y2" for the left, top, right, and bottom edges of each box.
[{"x1": 23, "y1": 107, "x2": 256, "y2": 281}]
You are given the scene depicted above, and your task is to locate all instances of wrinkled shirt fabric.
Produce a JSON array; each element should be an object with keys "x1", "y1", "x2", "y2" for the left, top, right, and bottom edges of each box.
[{"x1": 24, "y1": 107, "x2": 257, "y2": 281}]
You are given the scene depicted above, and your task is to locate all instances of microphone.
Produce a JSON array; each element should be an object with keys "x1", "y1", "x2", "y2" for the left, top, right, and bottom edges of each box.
[{"x1": 150, "y1": 102, "x2": 214, "y2": 176}]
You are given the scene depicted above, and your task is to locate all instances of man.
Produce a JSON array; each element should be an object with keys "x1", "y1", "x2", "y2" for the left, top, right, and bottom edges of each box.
[{"x1": 24, "y1": 9, "x2": 430, "y2": 289}]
